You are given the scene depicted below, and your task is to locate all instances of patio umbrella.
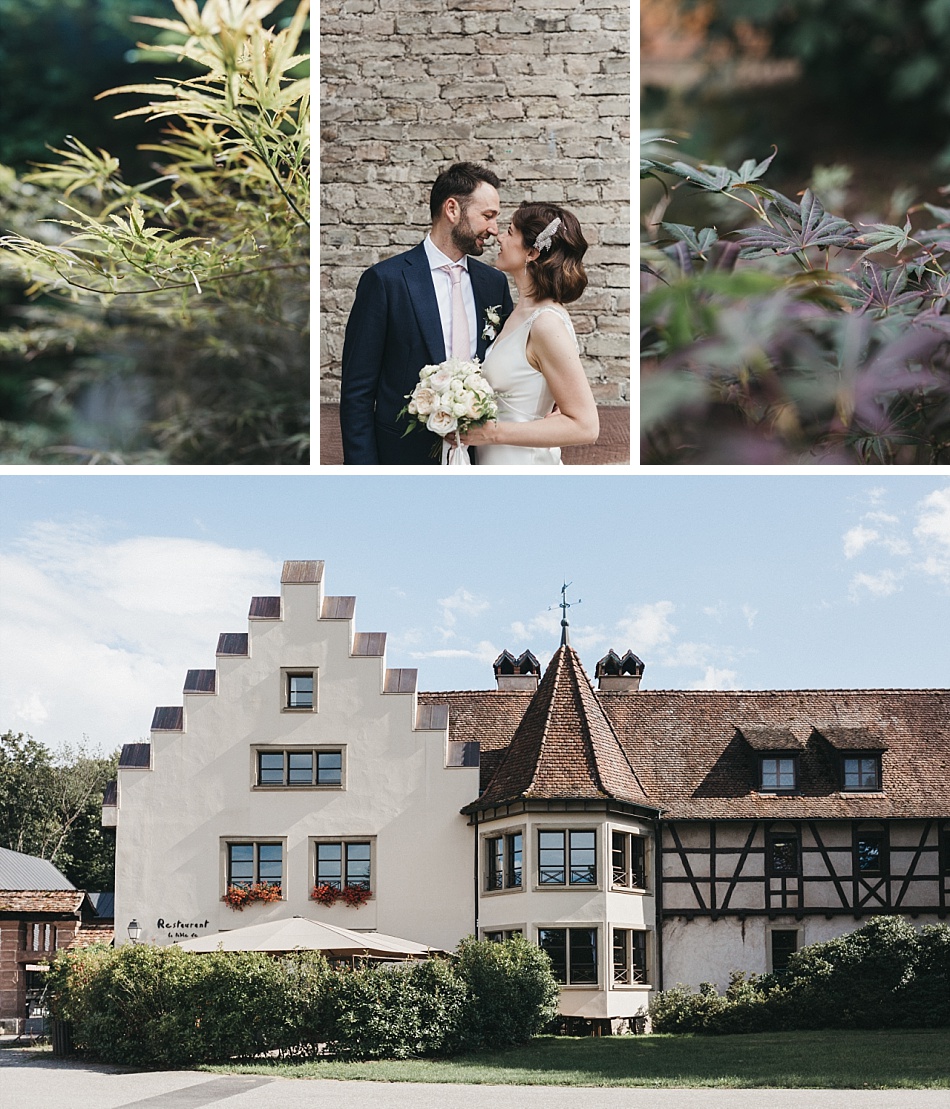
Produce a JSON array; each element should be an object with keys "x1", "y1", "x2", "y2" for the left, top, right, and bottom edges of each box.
[{"x1": 175, "y1": 915, "x2": 436, "y2": 958}]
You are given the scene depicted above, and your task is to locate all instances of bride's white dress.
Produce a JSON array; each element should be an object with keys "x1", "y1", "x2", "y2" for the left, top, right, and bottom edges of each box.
[{"x1": 477, "y1": 306, "x2": 577, "y2": 466}]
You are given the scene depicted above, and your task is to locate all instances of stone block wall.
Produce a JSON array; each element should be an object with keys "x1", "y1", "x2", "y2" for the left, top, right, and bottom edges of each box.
[{"x1": 320, "y1": 0, "x2": 630, "y2": 405}]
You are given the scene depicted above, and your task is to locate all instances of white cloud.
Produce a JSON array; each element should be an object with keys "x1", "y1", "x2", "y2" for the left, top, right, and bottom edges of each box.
[
  {"x1": 409, "y1": 640, "x2": 499, "y2": 665},
  {"x1": 437, "y1": 588, "x2": 489, "y2": 628},
  {"x1": 843, "y1": 525, "x2": 879, "y2": 559},
  {"x1": 510, "y1": 607, "x2": 562, "y2": 643},
  {"x1": 0, "y1": 523, "x2": 278, "y2": 753},
  {"x1": 615, "y1": 601, "x2": 676, "y2": 652},
  {"x1": 849, "y1": 569, "x2": 901, "y2": 600},
  {"x1": 689, "y1": 667, "x2": 739, "y2": 690},
  {"x1": 661, "y1": 641, "x2": 716, "y2": 669},
  {"x1": 702, "y1": 602, "x2": 726, "y2": 621},
  {"x1": 741, "y1": 603, "x2": 758, "y2": 629},
  {"x1": 914, "y1": 487, "x2": 950, "y2": 587}
]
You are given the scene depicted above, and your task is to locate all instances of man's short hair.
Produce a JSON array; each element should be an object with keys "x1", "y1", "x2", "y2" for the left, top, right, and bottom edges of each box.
[{"x1": 429, "y1": 162, "x2": 501, "y2": 221}]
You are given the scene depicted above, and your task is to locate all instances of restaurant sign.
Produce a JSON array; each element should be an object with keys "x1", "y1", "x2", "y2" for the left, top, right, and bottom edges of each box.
[{"x1": 156, "y1": 917, "x2": 211, "y2": 940}]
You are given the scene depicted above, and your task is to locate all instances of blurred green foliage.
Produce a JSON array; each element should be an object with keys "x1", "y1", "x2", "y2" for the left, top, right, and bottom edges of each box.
[
  {"x1": 688, "y1": 0, "x2": 950, "y2": 164},
  {"x1": 0, "y1": 0, "x2": 173, "y2": 173},
  {"x1": 0, "y1": 0, "x2": 309, "y2": 464}
]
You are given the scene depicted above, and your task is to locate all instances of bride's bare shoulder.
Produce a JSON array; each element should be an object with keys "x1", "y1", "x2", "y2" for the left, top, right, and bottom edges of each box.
[{"x1": 529, "y1": 305, "x2": 576, "y2": 343}]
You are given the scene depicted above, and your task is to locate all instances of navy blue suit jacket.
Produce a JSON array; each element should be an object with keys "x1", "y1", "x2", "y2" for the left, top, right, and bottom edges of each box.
[{"x1": 340, "y1": 242, "x2": 514, "y2": 465}]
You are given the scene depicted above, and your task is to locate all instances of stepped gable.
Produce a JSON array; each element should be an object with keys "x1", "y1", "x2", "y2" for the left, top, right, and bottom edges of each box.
[
  {"x1": 467, "y1": 644, "x2": 650, "y2": 810},
  {"x1": 600, "y1": 688, "x2": 950, "y2": 820}
]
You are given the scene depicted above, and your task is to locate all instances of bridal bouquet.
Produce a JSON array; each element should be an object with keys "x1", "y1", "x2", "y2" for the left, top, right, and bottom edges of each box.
[{"x1": 399, "y1": 356, "x2": 498, "y2": 466}]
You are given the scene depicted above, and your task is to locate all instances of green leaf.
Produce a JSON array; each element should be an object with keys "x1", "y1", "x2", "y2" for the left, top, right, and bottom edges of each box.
[
  {"x1": 658, "y1": 148, "x2": 777, "y2": 194},
  {"x1": 854, "y1": 217, "x2": 915, "y2": 257},
  {"x1": 734, "y1": 190, "x2": 857, "y2": 257},
  {"x1": 657, "y1": 223, "x2": 720, "y2": 256}
]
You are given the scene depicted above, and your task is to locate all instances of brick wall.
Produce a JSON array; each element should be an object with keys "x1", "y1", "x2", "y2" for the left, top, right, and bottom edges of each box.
[{"x1": 320, "y1": 0, "x2": 631, "y2": 405}]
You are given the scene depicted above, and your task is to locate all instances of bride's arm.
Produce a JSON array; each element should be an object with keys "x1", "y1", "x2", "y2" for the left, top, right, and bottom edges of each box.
[{"x1": 461, "y1": 312, "x2": 599, "y2": 448}]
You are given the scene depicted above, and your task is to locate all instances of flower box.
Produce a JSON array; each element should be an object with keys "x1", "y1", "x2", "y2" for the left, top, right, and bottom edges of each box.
[
  {"x1": 310, "y1": 883, "x2": 372, "y2": 909},
  {"x1": 223, "y1": 883, "x2": 282, "y2": 911}
]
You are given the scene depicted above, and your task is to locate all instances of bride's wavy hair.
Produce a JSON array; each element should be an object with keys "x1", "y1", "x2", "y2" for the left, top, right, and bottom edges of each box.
[{"x1": 514, "y1": 202, "x2": 588, "y2": 304}]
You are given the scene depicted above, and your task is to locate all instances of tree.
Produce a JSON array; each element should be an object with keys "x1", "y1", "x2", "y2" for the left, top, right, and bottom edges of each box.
[
  {"x1": 0, "y1": 731, "x2": 119, "y2": 890},
  {"x1": 0, "y1": 0, "x2": 310, "y2": 463}
]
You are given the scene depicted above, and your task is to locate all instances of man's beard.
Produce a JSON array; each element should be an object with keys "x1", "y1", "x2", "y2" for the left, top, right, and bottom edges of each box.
[{"x1": 451, "y1": 212, "x2": 486, "y2": 256}]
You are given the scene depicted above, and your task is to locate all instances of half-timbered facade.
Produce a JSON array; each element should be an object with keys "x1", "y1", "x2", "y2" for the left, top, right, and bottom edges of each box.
[
  {"x1": 107, "y1": 560, "x2": 949, "y2": 1028},
  {"x1": 607, "y1": 692, "x2": 950, "y2": 988}
]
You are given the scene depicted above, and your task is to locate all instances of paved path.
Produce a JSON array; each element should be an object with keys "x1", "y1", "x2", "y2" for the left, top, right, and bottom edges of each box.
[{"x1": 1, "y1": 1048, "x2": 947, "y2": 1109}]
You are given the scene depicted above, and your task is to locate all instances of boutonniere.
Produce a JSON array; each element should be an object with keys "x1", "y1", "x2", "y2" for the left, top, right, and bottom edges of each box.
[{"x1": 481, "y1": 304, "x2": 504, "y2": 342}]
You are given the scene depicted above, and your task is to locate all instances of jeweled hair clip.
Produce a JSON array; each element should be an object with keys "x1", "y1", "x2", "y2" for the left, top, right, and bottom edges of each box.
[{"x1": 533, "y1": 217, "x2": 561, "y2": 253}]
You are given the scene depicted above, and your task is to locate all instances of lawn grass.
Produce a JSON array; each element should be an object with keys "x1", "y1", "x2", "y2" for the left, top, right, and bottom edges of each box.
[{"x1": 204, "y1": 1029, "x2": 950, "y2": 1088}]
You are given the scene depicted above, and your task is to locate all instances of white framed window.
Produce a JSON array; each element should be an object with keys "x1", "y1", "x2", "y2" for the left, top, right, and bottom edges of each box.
[
  {"x1": 611, "y1": 830, "x2": 648, "y2": 890},
  {"x1": 281, "y1": 668, "x2": 317, "y2": 712},
  {"x1": 538, "y1": 829, "x2": 597, "y2": 887},
  {"x1": 224, "y1": 840, "x2": 283, "y2": 891},
  {"x1": 538, "y1": 926, "x2": 599, "y2": 986},
  {"x1": 484, "y1": 928, "x2": 524, "y2": 942},
  {"x1": 612, "y1": 928, "x2": 649, "y2": 986},
  {"x1": 760, "y1": 756, "x2": 797, "y2": 792},
  {"x1": 842, "y1": 755, "x2": 881, "y2": 791},
  {"x1": 254, "y1": 747, "x2": 343, "y2": 789},
  {"x1": 311, "y1": 838, "x2": 374, "y2": 894},
  {"x1": 484, "y1": 829, "x2": 523, "y2": 891}
]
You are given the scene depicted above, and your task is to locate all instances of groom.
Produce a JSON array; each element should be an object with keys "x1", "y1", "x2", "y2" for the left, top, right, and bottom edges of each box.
[{"x1": 340, "y1": 162, "x2": 514, "y2": 465}]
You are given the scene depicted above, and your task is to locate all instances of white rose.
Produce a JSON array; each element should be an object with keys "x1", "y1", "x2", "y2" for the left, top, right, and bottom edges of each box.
[
  {"x1": 426, "y1": 409, "x2": 458, "y2": 436},
  {"x1": 429, "y1": 369, "x2": 453, "y2": 391},
  {"x1": 411, "y1": 386, "x2": 438, "y2": 415},
  {"x1": 464, "y1": 394, "x2": 482, "y2": 420},
  {"x1": 451, "y1": 400, "x2": 469, "y2": 417}
]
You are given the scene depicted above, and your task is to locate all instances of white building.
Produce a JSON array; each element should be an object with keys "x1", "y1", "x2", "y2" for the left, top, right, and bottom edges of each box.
[{"x1": 107, "y1": 560, "x2": 950, "y2": 1029}]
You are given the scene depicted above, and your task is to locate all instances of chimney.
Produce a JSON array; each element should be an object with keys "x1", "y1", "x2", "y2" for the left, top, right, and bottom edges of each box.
[
  {"x1": 493, "y1": 650, "x2": 541, "y2": 690},
  {"x1": 595, "y1": 649, "x2": 644, "y2": 691}
]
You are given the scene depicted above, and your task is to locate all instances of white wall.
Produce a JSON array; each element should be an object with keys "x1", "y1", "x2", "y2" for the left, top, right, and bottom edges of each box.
[{"x1": 114, "y1": 572, "x2": 479, "y2": 952}]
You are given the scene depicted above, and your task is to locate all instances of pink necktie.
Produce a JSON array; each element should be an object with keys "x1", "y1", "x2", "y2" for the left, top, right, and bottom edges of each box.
[{"x1": 445, "y1": 264, "x2": 470, "y2": 359}]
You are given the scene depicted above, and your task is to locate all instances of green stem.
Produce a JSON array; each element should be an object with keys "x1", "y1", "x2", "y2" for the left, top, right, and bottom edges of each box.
[{"x1": 44, "y1": 259, "x2": 308, "y2": 297}]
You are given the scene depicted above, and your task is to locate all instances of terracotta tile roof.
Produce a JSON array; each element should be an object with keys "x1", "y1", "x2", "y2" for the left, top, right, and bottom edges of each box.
[
  {"x1": 816, "y1": 725, "x2": 888, "y2": 750},
  {"x1": 0, "y1": 890, "x2": 84, "y2": 914},
  {"x1": 738, "y1": 726, "x2": 803, "y2": 751},
  {"x1": 421, "y1": 679, "x2": 950, "y2": 821},
  {"x1": 66, "y1": 924, "x2": 114, "y2": 948},
  {"x1": 602, "y1": 689, "x2": 949, "y2": 820},
  {"x1": 462, "y1": 646, "x2": 650, "y2": 811}
]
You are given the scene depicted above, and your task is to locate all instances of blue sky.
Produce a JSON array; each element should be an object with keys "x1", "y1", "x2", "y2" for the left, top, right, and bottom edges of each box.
[{"x1": 1, "y1": 474, "x2": 948, "y2": 754}]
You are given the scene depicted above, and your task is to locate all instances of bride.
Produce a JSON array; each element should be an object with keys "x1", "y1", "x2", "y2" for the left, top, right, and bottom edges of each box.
[{"x1": 456, "y1": 202, "x2": 599, "y2": 466}]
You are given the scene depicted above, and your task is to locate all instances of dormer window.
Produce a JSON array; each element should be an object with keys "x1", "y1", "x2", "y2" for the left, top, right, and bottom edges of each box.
[
  {"x1": 760, "y1": 756, "x2": 797, "y2": 792},
  {"x1": 842, "y1": 755, "x2": 881, "y2": 792},
  {"x1": 739, "y1": 728, "x2": 803, "y2": 792}
]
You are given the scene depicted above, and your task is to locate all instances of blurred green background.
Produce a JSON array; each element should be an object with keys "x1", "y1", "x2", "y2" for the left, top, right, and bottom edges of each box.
[{"x1": 641, "y1": 0, "x2": 950, "y2": 222}]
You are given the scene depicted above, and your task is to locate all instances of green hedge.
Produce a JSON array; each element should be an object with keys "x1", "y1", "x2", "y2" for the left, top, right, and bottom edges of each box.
[
  {"x1": 650, "y1": 917, "x2": 950, "y2": 1034},
  {"x1": 47, "y1": 936, "x2": 559, "y2": 1066}
]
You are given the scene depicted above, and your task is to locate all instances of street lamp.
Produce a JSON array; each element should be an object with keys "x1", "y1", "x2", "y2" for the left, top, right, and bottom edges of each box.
[{"x1": 127, "y1": 919, "x2": 142, "y2": 944}]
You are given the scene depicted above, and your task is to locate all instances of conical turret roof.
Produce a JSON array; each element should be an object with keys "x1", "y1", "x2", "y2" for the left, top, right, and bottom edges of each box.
[{"x1": 466, "y1": 644, "x2": 651, "y2": 811}]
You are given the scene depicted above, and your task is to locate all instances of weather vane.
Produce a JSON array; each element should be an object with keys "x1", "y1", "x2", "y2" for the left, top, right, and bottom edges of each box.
[{"x1": 553, "y1": 581, "x2": 580, "y2": 646}]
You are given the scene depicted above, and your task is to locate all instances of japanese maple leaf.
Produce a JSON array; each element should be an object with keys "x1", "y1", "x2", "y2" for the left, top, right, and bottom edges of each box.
[{"x1": 734, "y1": 190, "x2": 857, "y2": 258}]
